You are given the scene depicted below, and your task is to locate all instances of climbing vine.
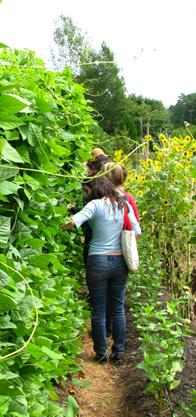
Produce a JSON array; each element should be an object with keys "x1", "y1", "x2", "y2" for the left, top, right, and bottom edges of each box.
[{"x1": 0, "y1": 45, "x2": 94, "y2": 416}]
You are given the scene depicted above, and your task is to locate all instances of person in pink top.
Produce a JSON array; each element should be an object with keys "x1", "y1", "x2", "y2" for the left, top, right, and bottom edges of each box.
[{"x1": 103, "y1": 162, "x2": 140, "y2": 223}]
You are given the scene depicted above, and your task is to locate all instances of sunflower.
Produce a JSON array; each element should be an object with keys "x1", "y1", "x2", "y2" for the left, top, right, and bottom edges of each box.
[
  {"x1": 138, "y1": 190, "x2": 143, "y2": 196},
  {"x1": 144, "y1": 134, "x2": 152, "y2": 142},
  {"x1": 159, "y1": 133, "x2": 167, "y2": 141},
  {"x1": 184, "y1": 135, "x2": 191, "y2": 143}
]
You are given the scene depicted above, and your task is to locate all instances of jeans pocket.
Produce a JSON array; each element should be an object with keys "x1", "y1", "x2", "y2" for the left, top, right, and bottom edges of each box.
[
  {"x1": 87, "y1": 255, "x2": 109, "y2": 270},
  {"x1": 86, "y1": 268, "x2": 109, "y2": 283}
]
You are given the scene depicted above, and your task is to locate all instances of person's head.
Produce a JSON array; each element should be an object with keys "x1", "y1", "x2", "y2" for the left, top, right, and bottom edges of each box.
[
  {"x1": 82, "y1": 176, "x2": 122, "y2": 206},
  {"x1": 86, "y1": 159, "x2": 96, "y2": 175},
  {"x1": 93, "y1": 154, "x2": 109, "y2": 172},
  {"x1": 103, "y1": 162, "x2": 128, "y2": 187},
  {"x1": 91, "y1": 147, "x2": 108, "y2": 159}
]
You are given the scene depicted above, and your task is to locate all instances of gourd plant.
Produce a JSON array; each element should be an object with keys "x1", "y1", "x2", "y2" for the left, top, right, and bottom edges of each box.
[{"x1": 0, "y1": 45, "x2": 94, "y2": 416}]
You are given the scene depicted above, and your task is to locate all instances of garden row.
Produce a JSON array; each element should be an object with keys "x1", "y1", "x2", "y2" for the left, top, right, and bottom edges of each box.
[
  {"x1": 0, "y1": 43, "x2": 195, "y2": 417},
  {"x1": 0, "y1": 46, "x2": 94, "y2": 417},
  {"x1": 121, "y1": 134, "x2": 195, "y2": 415}
]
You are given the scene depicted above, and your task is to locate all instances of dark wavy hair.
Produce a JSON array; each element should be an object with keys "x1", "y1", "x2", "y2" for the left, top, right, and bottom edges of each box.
[
  {"x1": 82, "y1": 176, "x2": 123, "y2": 208},
  {"x1": 86, "y1": 155, "x2": 109, "y2": 174},
  {"x1": 94, "y1": 155, "x2": 109, "y2": 172}
]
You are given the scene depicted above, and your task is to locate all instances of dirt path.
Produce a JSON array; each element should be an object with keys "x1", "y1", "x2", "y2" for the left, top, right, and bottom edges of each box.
[
  {"x1": 74, "y1": 309, "x2": 160, "y2": 417},
  {"x1": 58, "y1": 302, "x2": 196, "y2": 417}
]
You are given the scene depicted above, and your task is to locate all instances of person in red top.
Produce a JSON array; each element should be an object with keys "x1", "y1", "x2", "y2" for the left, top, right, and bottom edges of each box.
[
  {"x1": 102, "y1": 162, "x2": 140, "y2": 345},
  {"x1": 103, "y1": 162, "x2": 140, "y2": 223}
]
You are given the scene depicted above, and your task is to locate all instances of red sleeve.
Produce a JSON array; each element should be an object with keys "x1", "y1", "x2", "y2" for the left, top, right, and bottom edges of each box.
[{"x1": 123, "y1": 191, "x2": 140, "y2": 223}]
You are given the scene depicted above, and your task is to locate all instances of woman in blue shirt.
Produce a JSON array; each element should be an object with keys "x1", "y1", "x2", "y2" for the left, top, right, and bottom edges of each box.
[{"x1": 61, "y1": 176, "x2": 141, "y2": 363}]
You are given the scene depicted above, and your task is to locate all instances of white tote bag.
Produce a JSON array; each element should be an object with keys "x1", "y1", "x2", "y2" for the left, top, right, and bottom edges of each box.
[{"x1": 121, "y1": 203, "x2": 139, "y2": 272}]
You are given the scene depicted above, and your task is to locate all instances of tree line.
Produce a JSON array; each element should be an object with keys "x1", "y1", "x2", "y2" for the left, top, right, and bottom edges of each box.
[{"x1": 51, "y1": 16, "x2": 196, "y2": 153}]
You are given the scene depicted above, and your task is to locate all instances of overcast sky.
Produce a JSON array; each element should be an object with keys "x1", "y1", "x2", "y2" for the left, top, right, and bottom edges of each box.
[{"x1": 0, "y1": 0, "x2": 196, "y2": 107}]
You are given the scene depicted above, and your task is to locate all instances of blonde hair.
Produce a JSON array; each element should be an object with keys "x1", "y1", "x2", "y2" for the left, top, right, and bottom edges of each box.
[
  {"x1": 91, "y1": 148, "x2": 108, "y2": 159},
  {"x1": 103, "y1": 162, "x2": 128, "y2": 187}
]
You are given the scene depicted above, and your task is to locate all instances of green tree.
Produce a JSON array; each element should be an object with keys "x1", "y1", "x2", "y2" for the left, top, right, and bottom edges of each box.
[
  {"x1": 169, "y1": 93, "x2": 196, "y2": 127},
  {"x1": 52, "y1": 17, "x2": 130, "y2": 137},
  {"x1": 52, "y1": 15, "x2": 90, "y2": 71},
  {"x1": 76, "y1": 42, "x2": 127, "y2": 135},
  {"x1": 127, "y1": 94, "x2": 170, "y2": 138},
  {"x1": 116, "y1": 109, "x2": 138, "y2": 139}
]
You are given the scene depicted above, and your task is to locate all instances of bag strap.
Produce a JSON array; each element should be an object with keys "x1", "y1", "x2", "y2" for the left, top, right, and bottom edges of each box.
[{"x1": 123, "y1": 203, "x2": 132, "y2": 231}]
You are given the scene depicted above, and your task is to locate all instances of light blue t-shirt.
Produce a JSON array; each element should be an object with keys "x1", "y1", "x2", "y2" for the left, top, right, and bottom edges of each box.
[{"x1": 73, "y1": 198, "x2": 141, "y2": 255}]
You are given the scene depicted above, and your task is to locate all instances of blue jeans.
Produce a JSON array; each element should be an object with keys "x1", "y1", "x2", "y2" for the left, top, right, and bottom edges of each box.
[{"x1": 86, "y1": 254, "x2": 128, "y2": 357}]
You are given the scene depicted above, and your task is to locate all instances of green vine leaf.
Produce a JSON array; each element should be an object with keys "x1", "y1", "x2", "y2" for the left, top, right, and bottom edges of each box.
[
  {"x1": 0, "y1": 139, "x2": 24, "y2": 163},
  {"x1": 0, "y1": 215, "x2": 10, "y2": 245},
  {"x1": 0, "y1": 180, "x2": 20, "y2": 195},
  {"x1": 0, "y1": 166, "x2": 19, "y2": 180},
  {"x1": 0, "y1": 396, "x2": 9, "y2": 416},
  {"x1": 0, "y1": 293, "x2": 17, "y2": 312},
  {"x1": 0, "y1": 115, "x2": 24, "y2": 130},
  {"x1": 65, "y1": 395, "x2": 79, "y2": 417},
  {"x1": 0, "y1": 94, "x2": 31, "y2": 115}
]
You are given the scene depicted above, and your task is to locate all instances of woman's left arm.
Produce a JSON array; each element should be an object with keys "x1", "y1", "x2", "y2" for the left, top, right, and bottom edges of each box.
[
  {"x1": 60, "y1": 221, "x2": 75, "y2": 231},
  {"x1": 60, "y1": 201, "x2": 96, "y2": 231}
]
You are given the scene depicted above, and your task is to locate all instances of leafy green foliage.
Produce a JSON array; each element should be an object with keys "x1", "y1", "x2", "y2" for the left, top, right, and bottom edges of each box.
[
  {"x1": 126, "y1": 94, "x2": 170, "y2": 138},
  {"x1": 0, "y1": 216, "x2": 11, "y2": 245},
  {"x1": 76, "y1": 42, "x2": 127, "y2": 135},
  {"x1": 0, "y1": 293, "x2": 17, "y2": 312},
  {"x1": 52, "y1": 17, "x2": 138, "y2": 142},
  {"x1": 178, "y1": 389, "x2": 196, "y2": 417},
  {"x1": 65, "y1": 395, "x2": 79, "y2": 417},
  {"x1": 169, "y1": 93, "x2": 196, "y2": 127},
  {"x1": 128, "y1": 236, "x2": 190, "y2": 408},
  {"x1": 0, "y1": 45, "x2": 93, "y2": 416},
  {"x1": 0, "y1": 93, "x2": 31, "y2": 114},
  {"x1": 123, "y1": 132, "x2": 195, "y2": 412},
  {"x1": 126, "y1": 133, "x2": 195, "y2": 299}
]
